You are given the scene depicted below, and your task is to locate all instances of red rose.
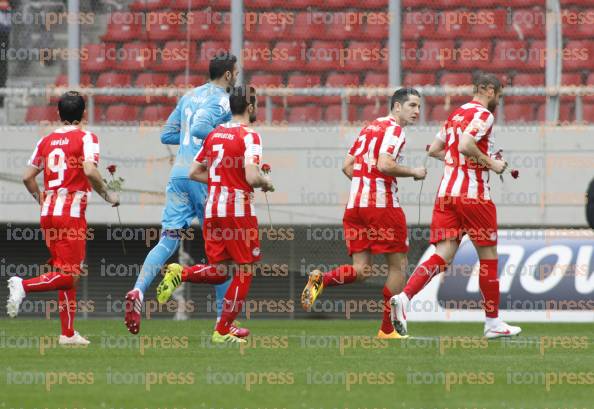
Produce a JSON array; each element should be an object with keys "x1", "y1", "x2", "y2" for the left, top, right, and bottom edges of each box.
[
  {"x1": 425, "y1": 144, "x2": 430, "y2": 152},
  {"x1": 261, "y1": 163, "x2": 271, "y2": 174},
  {"x1": 107, "y1": 164, "x2": 117, "y2": 175},
  {"x1": 511, "y1": 169, "x2": 519, "y2": 179}
]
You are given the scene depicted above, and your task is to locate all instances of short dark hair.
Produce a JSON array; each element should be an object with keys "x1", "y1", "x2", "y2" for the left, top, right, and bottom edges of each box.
[
  {"x1": 229, "y1": 86, "x2": 256, "y2": 115},
  {"x1": 390, "y1": 87, "x2": 421, "y2": 110},
  {"x1": 473, "y1": 72, "x2": 502, "y2": 93},
  {"x1": 58, "y1": 91, "x2": 85, "y2": 123},
  {"x1": 209, "y1": 52, "x2": 237, "y2": 80}
]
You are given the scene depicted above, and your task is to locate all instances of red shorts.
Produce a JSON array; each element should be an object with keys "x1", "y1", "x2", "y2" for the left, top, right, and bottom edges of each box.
[
  {"x1": 202, "y1": 216, "x2": 261, "y2": 264},
  {"x1": 40, "y1": 215, "x2": 87, "y2": 274},
  {"x1": 343, "y1": 207, "x2": 409, "y2": 256},
  {"x1": 430, "y1": 195, "x2": 498, "y2": 246}
]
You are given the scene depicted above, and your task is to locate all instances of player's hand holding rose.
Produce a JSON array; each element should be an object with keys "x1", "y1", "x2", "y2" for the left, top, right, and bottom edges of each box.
[
  {"x1": 490, "y1": 159, "x2": 508, "y2": 175},
  {"x1": 107, "y1": 191, "x2": 120, "y2": 207},
  {"x1": 413, "y1": 167, "x2": 427, "y2": 181}
]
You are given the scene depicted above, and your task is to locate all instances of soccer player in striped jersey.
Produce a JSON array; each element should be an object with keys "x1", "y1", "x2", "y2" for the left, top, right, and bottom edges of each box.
[
  {"x1": 6, "y1": 91, "x2": 119, "y2": 344},
  {"x1": 390, "y1": 73, "x2": 522, "y2": 339},
  {"x1": 301, "y1": 88, "x2": 427, "y2": 339},
  {"x1": 156, "y1": 86, "x2": 273, "y2": 343}
]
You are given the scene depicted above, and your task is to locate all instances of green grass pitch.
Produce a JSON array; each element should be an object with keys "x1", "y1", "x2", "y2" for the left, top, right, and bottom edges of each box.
[{"x1": 1, "y1": 319, "x2": 593, "y2": 409}]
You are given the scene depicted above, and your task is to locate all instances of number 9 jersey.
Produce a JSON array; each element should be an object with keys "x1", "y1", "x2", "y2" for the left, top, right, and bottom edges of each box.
[{"x1": 28, "y1": 125, "x2": 99, "y2": 218}]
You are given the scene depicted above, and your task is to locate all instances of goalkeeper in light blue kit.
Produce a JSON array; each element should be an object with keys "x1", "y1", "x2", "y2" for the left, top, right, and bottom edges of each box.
[{"x1": 124, "y1": 52, "x2": 249, "y2": 338}]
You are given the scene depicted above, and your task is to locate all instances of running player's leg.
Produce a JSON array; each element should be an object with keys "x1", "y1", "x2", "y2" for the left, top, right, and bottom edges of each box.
[
  {"x1": 379, "y1": 252, "x2": 408, "y2": 338},
  {"x1": 214, "y1": 262, "x2": 253, "y2": 340},
  {"x1": 188, "y1": 178, "x2": 232, "y2": 322},
  {"x1": 462, "y1": 198, "x2": 521, "y2": 338},
  {"x1": 125, "y1": 179, "x2": 189, "y2": 334}
]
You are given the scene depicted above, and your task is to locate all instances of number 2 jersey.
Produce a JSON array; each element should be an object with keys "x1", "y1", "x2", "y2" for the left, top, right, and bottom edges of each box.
[
  {"x1": 194, "y1": 122, "x2": 262, "y2": 219},
  {"x1": 28, "y1": 125, "x2": 100, "y2": 218},
  {"x1": 346, "y1": 116, "x2": 406, "y2": 209}
]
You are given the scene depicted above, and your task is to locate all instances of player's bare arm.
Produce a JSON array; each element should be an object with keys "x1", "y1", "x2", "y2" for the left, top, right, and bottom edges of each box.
[
  {"x1": 246, "y1": 164, "x2": 274, "y2": 192},
  {"x1": 83, "y1": 162, "x2": 120, "y2": 206},
  {"x1": 459, "y1": 133, "x2": 507, "y2": 174},
  {"x1": 428, "y1": 138, "x2": 446, "y2": 161},
  {"x1": 342, "y1": 154, "x2": 355, "y2": 180},
  {"x1": 22, "y1": 165, "x2": 43, "y2": 205},
  {"x1": 377, "y1": 153, "x2": 427, "y2": 180},
  {"x1": 189, "y1": 160, "x2": 209, "y2": 184}
]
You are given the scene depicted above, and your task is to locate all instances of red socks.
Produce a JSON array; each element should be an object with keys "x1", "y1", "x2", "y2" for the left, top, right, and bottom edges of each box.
[
  {"x1": 22, "y1": 272, "x2": 74, "y2": 293},
  {"x1": 182, "y1": 264, "x2": 228, "y2": 285},
  {"x1": 215, "y1": 270, "x2": 253, "y2": 335},
  {"x1": 381, "y1": 286, "x2": 394, "y2": 334},
  {"x1": 59, "y1": 288, "x2": 76, "y2": 337},
  {"x1": 479, "y1": 259, "x2": 500, "y2": 318},
  {"x1": 323, "y1": 265, "x2": 358, "y2": 287},
  {"x1": 403, "y1": 254, "x2": 447, "y2": 300}
]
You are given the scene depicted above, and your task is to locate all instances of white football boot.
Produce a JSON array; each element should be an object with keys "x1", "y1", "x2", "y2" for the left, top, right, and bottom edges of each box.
[
  {"x1": 59, "y1": 331, "x2": 90, "y2": 346},
  {"x1": 389, "y1": 293, "x2": 409, "y2": 336},
  {"x1": 6, "y1": 277, "x2": 26, "y2": 318},
  {"x1": 484, "y1": 319, "x2": 522, "y2": 339}
]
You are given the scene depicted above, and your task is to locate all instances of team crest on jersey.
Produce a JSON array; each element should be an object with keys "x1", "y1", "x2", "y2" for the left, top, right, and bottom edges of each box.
[{"x1": 252, "y1": 247, "x2": 261, "y2": 257}]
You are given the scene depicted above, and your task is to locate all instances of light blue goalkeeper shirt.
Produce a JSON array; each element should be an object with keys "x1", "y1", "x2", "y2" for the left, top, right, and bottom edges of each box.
[{"x1": 160, "y1": 82, "x2": 232, "y2": 179}]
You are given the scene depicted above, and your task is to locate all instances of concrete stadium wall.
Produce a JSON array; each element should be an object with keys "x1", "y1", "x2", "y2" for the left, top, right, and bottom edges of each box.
[{"x1": 1, "y1": 124, "x2": 593, "y2": 226}]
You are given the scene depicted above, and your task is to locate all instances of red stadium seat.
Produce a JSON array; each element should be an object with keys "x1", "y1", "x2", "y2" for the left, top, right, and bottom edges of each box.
[
  {"x1": 513, "y1": 73, "x2": 545, "y2": 86},
  {"x1": 358, "y1": 103, "x2": 388, "y2": 122},
  {"x1": 403, "y1": 72, "x2": 435, "y2": 86},
  {"x1": 307, "y1": 41, "x2": 344, "y2": 71},
  {"x1": 562, "y1": 8, "x2": 593, "y2": 39},
  {"x1": 536, "y1": 103, "x2": 573, "y2": 123},
  {"x1": 561, "y1": 73, "x2": 583, "y2": 102},
  {"x1": 504, "y1": 103, "x2": 536, "y2": 122},
  {"x1": 119, "y1": 42, "x2": 157, "y2": 72},
  {"x1": 131, "y1": 73, "x2": 172, "y2": 105},
  {"x1": 129, "y1": 0, "x2": 168, "y2": 11},
  {"x1": 469, "y1": 9, "x2": 512, "y2": 39},
  {"x1": 101, "y1": 12, "x2": 143, "y2": 42},
  {"x1": 325, "y1": 16, "x2": 362, "y2": 40},
  {"x1": 491, "y1": 40, "x2": 529, "y2": 71},
  {"x1": 105, "y1": 105, "x2": 140, "y2": 124},
  {"x1": 245, "y1": 17, "x2": 290, "y2": 41},
  {"x1": 54, "y1": 74, "x2": 92, "y2": 87},
  {"x1": 173, "y1": 74, "x2": 208, "y2": 89},
  {"x1": 346, "y1": 41, "x2": 387, "y2": 71},
  {"x1": 270, "y1": 41, "x2": 304, "y2": 71},
  {"x1": 416, "y1": 40, "x2": 455, "y2": 71},
  {"x1": 564, "y1": 41, "x2": 594, "y2": 70},
  {"x1": 201, "y1": 40, "x2": 231, "y2": 62},
  {"x1": 185, "y1": 11, "x2": 218, "y2": 40},
  {"x1": 428, "y1": 10, "x2": 471, "y2": 39},
  {"x1": 243, "y1": 41, "x2": 272, "y2": 71},
  {"x1": 171, "y1": 0, "x2": 212, "y2": 9},
  {"x1": 519, "y1": 40, "x2": 547, "y2": 71},
  {"x1": 362, "y1": 19, "x2": 388, "y2": 41},
  {"x1": 428, "y1": 105, "x2": 451, "y2": 123},
  {"x1": 217, "y1": 12, "x2": 231, "y2": 37},
  {"x1": 323, "y1": 73, "x2": 360, "y2": 104},
  {"x1": 286, "y1": 74, "x2": 322, "y2": 104},
  {"x1": 583, "y1": 104, "x2": 594, "y2": 123},
  {"x1": 245, "y1": 0, "x2": 285, "y2": 9},
  {"x1": 440, "y1": 72, "x2": 473, "y2": 86},
  {"x1": 288, "y1": 106, "x2": 322, "y2": 123},
  {"x1": 453, "y1": 40, "x2": 492, "y2": 69},
  {"x1": 256, "y1": 106, "x2": 285, "y2": 123},
  {"x1": 25, "y1": 106, "x2": 59, "y2": 123},
  {"x1": 95, "y1": 72, "x2": 132, "y2": 104},
  {"x1": 401, "y1": 40, "x2": 418, "y2": 70},
  {"x1": 145, "y1": 12, "x2": 184, "y2": 41},
  {"x1": 81, "y1": 43, "x2": 115, "y2": 73},
  {"x1": 151, "y1": 41, "x2": 201, "y2": 72},
  {"x1": 141, "y1": 105, "x2": 174, "y2": 123},
  {"x1": 512, "y1": 8, "x2": 546, "y2": 39},
  {"x1": 290, "y1": 13, "x2": 315, "y2": 41},
  {"x1": 249, "y1": 74, "x2": 284, "y2": 87},
  {"x1": 283, "y1": 0, "x2": 323, "y2": 8},
  {"x1": 324, "y1": 105, "x2": 357, "y2": 123},
  {"x1": 365, "y1": 72, "x2": 388, "y2": 87},
  {"x1": 402, "y1": 11, "x2": 436, "y2": 40}
]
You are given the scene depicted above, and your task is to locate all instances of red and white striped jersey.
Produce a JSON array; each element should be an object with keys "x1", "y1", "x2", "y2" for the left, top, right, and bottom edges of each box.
[
  {"x1": 195, "y1": 122, "x2": 262, "y2": 219},
  {"x1": 436, "y1": 101, "x2": 495, "y2": 200},
  {"x1": 346, "y1": 116, "x2": 406, "y2": 209},
  {"x1": 28, "y1": 125, "x2": 100, "y2": 218}
]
